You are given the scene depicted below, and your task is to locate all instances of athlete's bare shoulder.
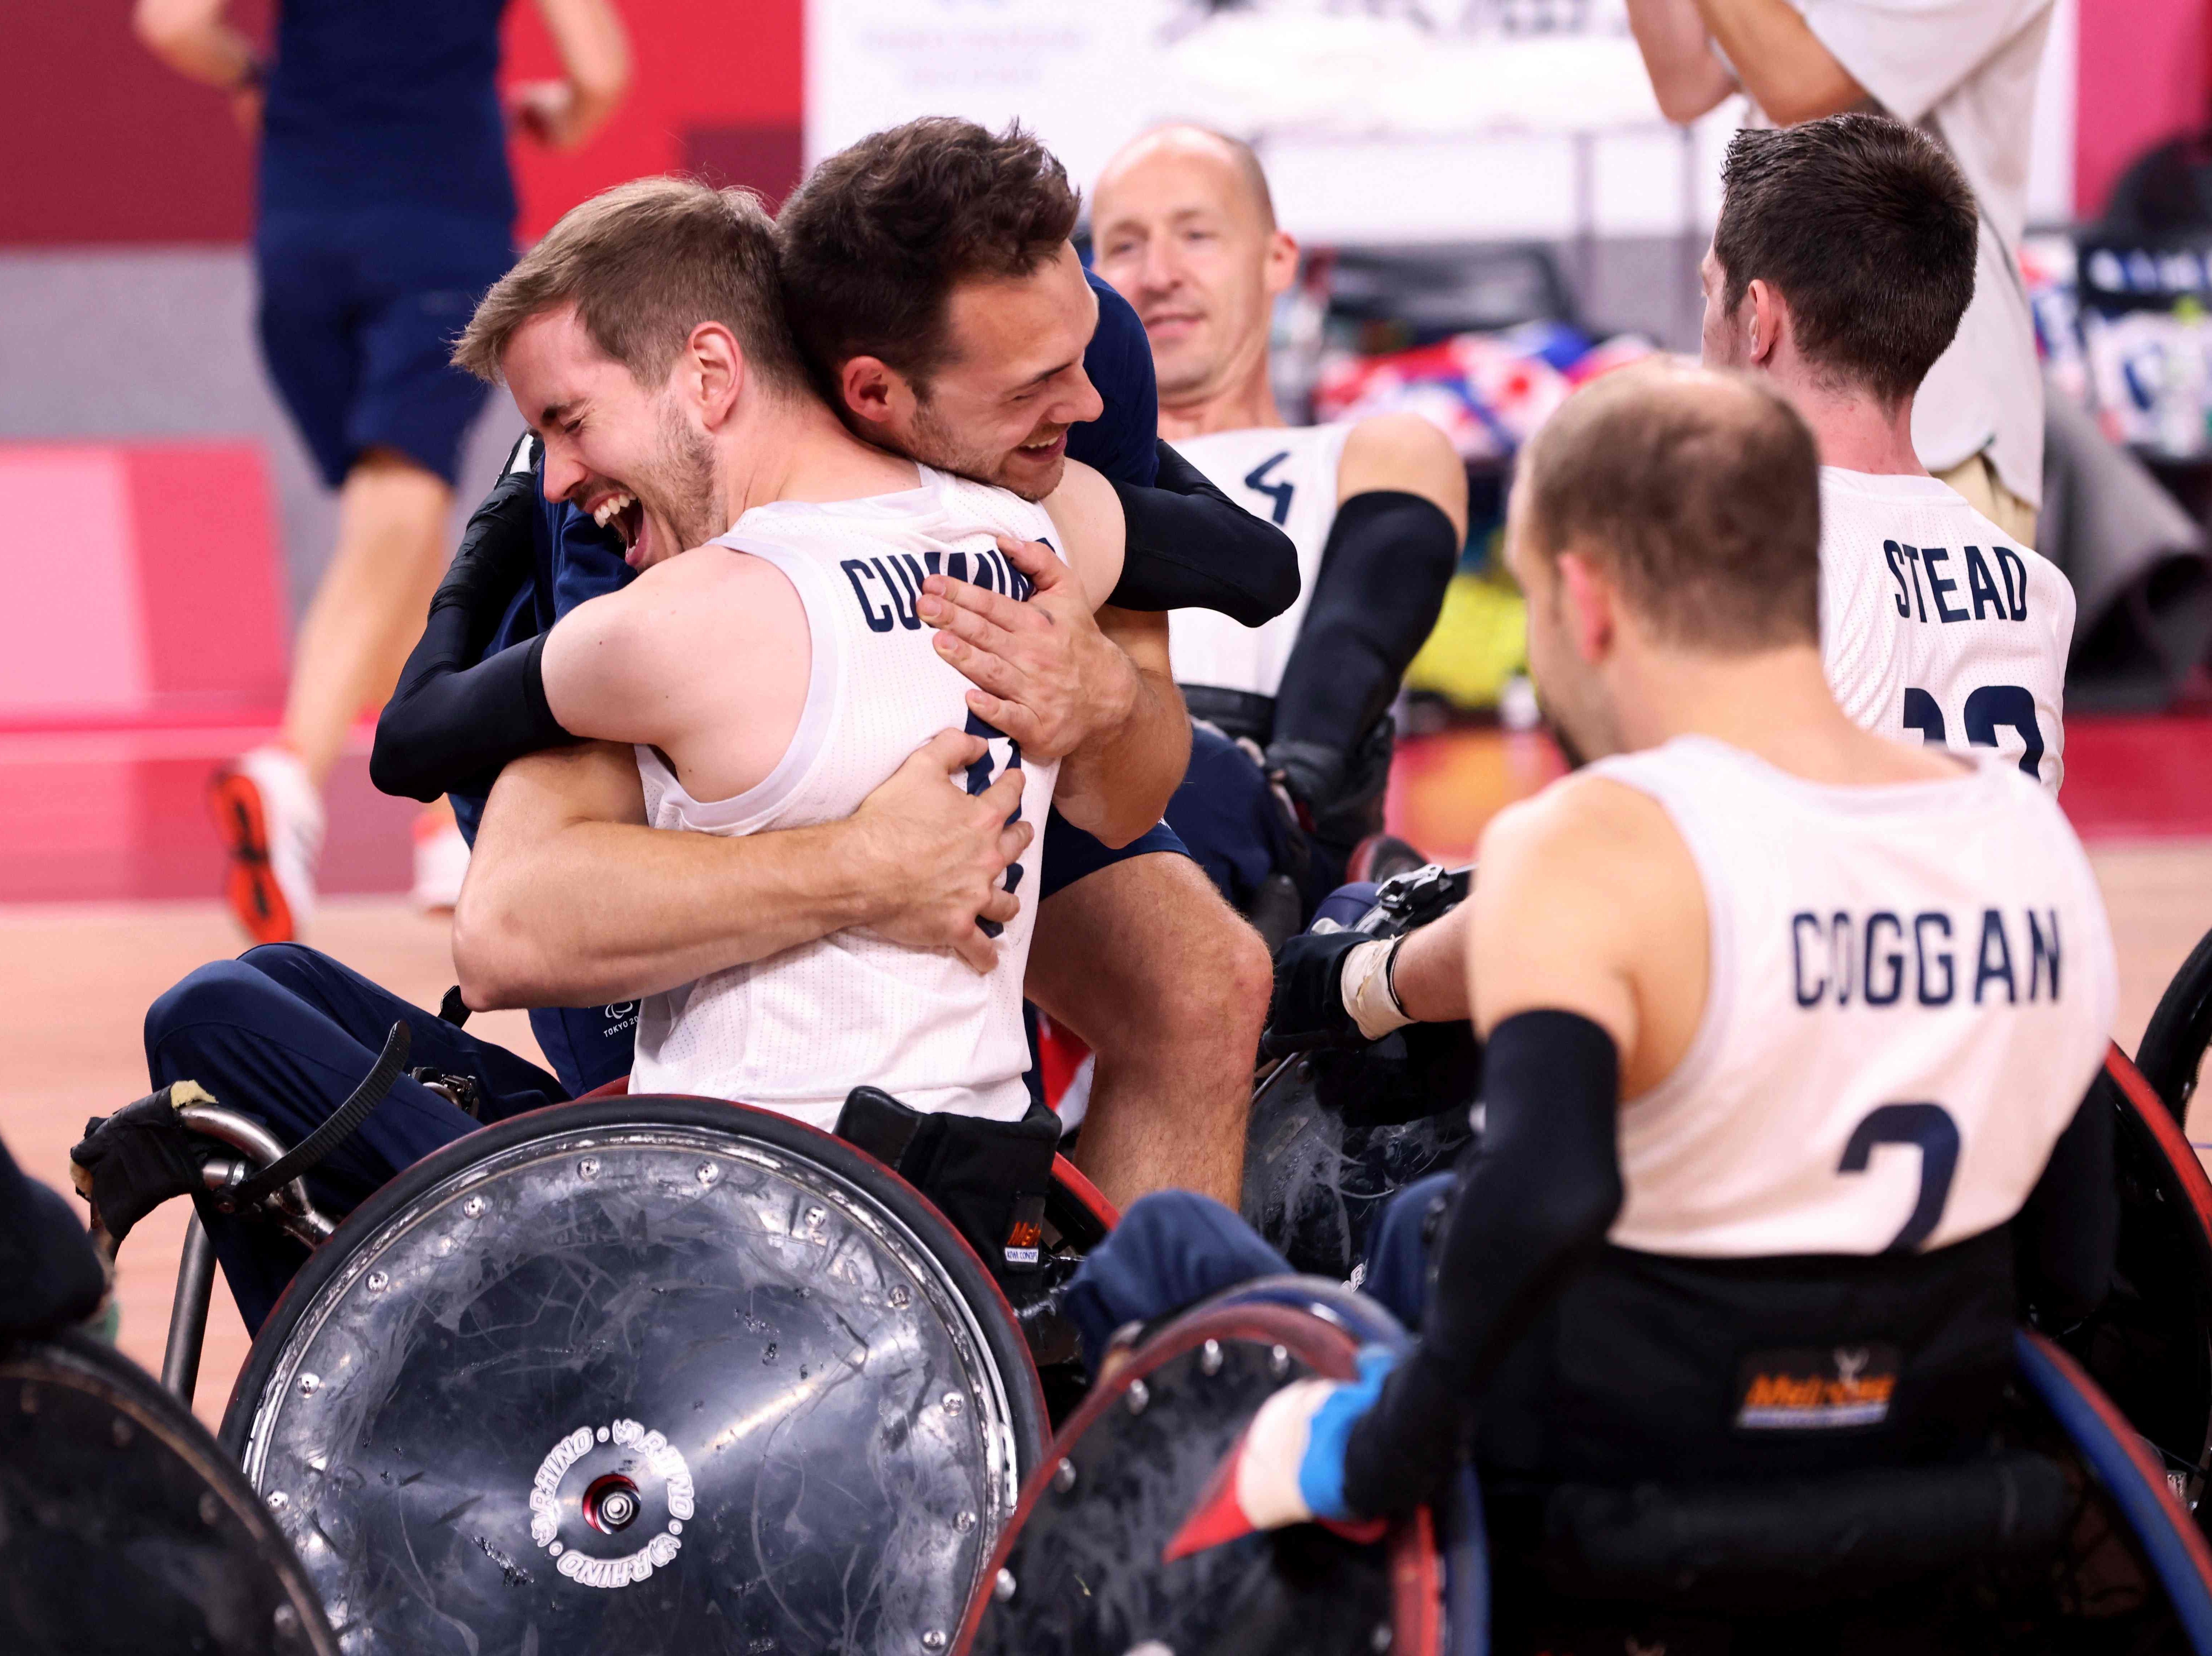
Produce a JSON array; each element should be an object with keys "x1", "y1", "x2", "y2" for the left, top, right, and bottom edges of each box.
[
  {"x1": 1469, "y1": 770, "x2": 1706, "y2": 1087},
  {"x1": 542, "y1": 541, "x2": 805, "y2": 754},
  {"x1": 1482, "y1": 771, "x2": 1686, "y2": 909},
  {"x1": 1040, "y1": 458, "x2": 1127, "y2": 611},
  {"x1": 1338, "y1": 412, "x2": 1469, "y2": 537}
]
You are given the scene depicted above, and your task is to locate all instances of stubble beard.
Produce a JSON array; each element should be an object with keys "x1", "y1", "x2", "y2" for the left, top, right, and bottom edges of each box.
[
  {"x1": 907, "y1": 395, "x2": 1054, "y2": 500},
  {"x1": 651, "y1": 398, "x2": 725, "y2": 551}
]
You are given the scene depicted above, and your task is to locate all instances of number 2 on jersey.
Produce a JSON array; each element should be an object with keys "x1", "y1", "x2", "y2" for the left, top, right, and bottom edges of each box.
[
  {"x1": 1838, "y1": 1102, "x2": 1959, "y2": 1252},
  {"x1": 964, "y1": 710, "x2": 1023, "y2": 939},
  {"x1": 1901, "y1": 684, "x2": 2044, "y2": 781}
]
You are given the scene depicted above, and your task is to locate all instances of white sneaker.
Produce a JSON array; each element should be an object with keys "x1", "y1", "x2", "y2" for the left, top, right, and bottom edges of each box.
[
  {"x1": 208, "y1": 746, "x2": 323, "y2": 944},
  {"x1": 412, "y1": 810, "x2": 470, "y2": 912}
]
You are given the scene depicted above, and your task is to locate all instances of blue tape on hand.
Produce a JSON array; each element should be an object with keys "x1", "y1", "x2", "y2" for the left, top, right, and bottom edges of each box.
[{"x1": 1295, "y1": 1344, "x2": 1398, "y2": 1522}]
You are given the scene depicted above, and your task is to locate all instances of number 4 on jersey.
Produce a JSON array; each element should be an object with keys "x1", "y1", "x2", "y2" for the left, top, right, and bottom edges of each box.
[{"x1": 1244, "y1": 452, "x2": 1295, "y2": 527}]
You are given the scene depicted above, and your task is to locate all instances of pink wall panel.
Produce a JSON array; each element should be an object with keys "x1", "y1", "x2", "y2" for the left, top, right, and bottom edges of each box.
[
  {"x1": 0, "y1": 442, "x2": 285, "y2": 724},
  {"x1": 2077, "y1": 0, "x2": 2209, "y2": 220},
  {"x1": 502, "y1": 0, "x2": 805, "y2": 240},
  {"x1": 125, "y1": 445, "x2": 288, "y2": 710},
  {"x1": 0, "y1": 450, "x2": 151, "y2": 715}
]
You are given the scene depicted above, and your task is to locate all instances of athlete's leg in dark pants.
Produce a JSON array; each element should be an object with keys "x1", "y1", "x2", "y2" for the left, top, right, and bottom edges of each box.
[
  {"x1": 1059, "y1": 1177, "x2": 1455, "y2": 1370},
  {"x1": 143, "y1": 944, "x2": 567, "y2": 1330}
]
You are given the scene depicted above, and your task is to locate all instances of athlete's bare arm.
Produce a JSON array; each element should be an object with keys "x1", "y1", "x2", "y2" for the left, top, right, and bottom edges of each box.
[
  {"x1": 1467, "y1": 775, "x2": 1707, "y2": 1092},
  {"x1": 540, "y1": 547, "x2": 809, "y2": 804},
  {"x1": 1624, "y1": 0, "x2": 1741, "y2": 123},
  {"x1": 509, "y1": 0, "x2": 633, "y2": 152},
  {"x1": 1338, "y1": 413, "x2": 1471, "y2": 542},
  {"x1": 922, "y1": 460, "x2": 1191, "y2": 847},
  {"x1": 1688, "y1": 0, "x2": 1866, "y2": 125},
  {"x1": 133, "y1": 0, "x2": 262, "y2": 129},
  {"x1": 453, "y1": 734, "x2": 1031, "y2": 1008}
]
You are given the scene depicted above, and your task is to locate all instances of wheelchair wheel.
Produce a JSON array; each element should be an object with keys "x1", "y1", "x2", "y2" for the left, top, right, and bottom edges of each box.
[
  {"x1": 2038, "y1": 1049, "x2": 2212, "y2": 1533},
  {"x1": 2140, "y1": 924, "x2": 2212, "y2": 1124},
  {"x1": 221, "y1": 1095, "x2": 1049, "y2": 1656},
  {"x1": 956, "y1": 1276, "x2": 1446, "y2": 1656},
  {"x1": 0, "y1": 1329, "x2": 336, "y2": 1655}
]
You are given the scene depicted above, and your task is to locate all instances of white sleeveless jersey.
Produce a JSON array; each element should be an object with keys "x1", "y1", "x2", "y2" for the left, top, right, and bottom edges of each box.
[
  {"x1": 1168, "y1": 422, "x2": 1356, "y2": 699},
  {"x1": 1588, "y1": 736, "x2": 2115, "y2": 1260},
  {"x1": 629, "y1": 467, "x2": 1063, "y2": 1131},
  {"x1": 1820, "y1": 468, "x2": 2075, "y2": 794}
]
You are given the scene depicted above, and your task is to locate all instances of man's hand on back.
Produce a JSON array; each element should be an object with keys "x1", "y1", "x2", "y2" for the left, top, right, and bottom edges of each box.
[
  {"x1": 920, "y1": 535, "x2": 1139, "y2": 762},
  {"x1": 846, "y1": 729, "x2": 1033, "y2": 973}
]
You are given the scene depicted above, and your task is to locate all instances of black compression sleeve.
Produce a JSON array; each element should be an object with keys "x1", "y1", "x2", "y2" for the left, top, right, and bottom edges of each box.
[
  {"x1": 1271, "y1": 490, "x2": 1458, "y2": 766},
  {"x1": 369, "y1": 447, "x2": 574, "y2": 802},
  {"x1": 1340, "y1": 1009, "x2": 1623, "y2": 1518},
  {"x1": 2013, "y1": 1085, "x2": 2117, "y2": 1324},
  {"x1": 1106, "y1": 440, "x2": 1300, "y2": 624},
  {"x1": 370, "y1": 632, "x2": 568, "y2": 803}
]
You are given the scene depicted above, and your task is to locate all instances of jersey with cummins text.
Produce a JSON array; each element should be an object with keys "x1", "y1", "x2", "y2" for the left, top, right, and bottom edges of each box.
[
  {"x1": 629, "y1": 468, "x2": 1063, "y2": 1130},
  {"x1": 1168, "y1": 422, "x2": 1355, "y2": 701},
  {"x1": 1820, "y1": 468, "x2": 2073, "y2": 793},
  {"x1": 1589, "y1": 735, "x2": 2114, "y2": 1260}
]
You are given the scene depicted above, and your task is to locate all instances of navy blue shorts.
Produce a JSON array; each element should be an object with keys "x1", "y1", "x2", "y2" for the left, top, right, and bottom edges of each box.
[
  {"x1": 255, "y1": 209, "x2": 512, "y2": 488},
  {"x1": 1037, "y1": 807, "x2": 1189, "y2": 902},
  {"x1": 1162, "y1": 723, "x2": 1290, "y2": 910}
]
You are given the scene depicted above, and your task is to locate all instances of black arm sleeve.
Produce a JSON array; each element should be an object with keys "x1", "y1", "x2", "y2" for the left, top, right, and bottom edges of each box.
[
  {"x1": 1105, "y1": 440, "x2": 1301, "y2": 624},
  {"x1": 369, "y1": 451, "x2": 576, "y2": 803},
  {"x1": 1271, "y1": 489, "x2": 1459, "y2": 767},
  {"x1": 2013, "y1": 1084, "x2": 2117, "y2": 1324},
  {"x1": 1341, "y1": 1009, "x2": 1623, "y2": 1519}
]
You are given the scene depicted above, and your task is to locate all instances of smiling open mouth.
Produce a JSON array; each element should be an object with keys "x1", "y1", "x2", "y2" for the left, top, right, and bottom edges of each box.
[{"x1": 589, "y1": 490, "x2": 644, "y2": 551}]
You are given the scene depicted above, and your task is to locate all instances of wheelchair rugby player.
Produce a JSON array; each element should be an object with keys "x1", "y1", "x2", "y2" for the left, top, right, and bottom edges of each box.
[
  {"x1": 61, "y1": 139, "x2": 1274, "y2": 1656},
  {"x1": 1253, "y1": 115, "x2": 2091, "y2": 1283},
  {"x1": 46, "y1": 114, "x2": 2212, "y2": 1656},
  {"x1": 1050, "y1": 363, "x2": 2132, "y2": 1647}
]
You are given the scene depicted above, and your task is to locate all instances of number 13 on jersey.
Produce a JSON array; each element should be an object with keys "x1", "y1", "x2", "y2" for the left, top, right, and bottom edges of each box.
[{"x1": 1901, "y1": 683, "x2": 2048, "y2": 785}]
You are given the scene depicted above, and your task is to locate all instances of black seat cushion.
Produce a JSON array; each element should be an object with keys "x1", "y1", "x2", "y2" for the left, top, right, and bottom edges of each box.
[{"x1": 1536, "y1": 1449, "x2": 2070, "y2": 1612}]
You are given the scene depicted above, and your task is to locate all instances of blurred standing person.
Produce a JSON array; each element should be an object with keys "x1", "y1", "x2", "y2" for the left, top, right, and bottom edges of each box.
[
  {"x1": 133, "y1": 0, "x2": 631, "y2": 940},
  {"x1": 1624, "y1": 0, "x2": 2050, "y2": 544}
]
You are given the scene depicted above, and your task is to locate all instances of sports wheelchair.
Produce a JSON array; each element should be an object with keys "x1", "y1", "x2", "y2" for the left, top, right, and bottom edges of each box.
[
  {"x1": 106, "y1": 1066, "x2": 1116, "y2": 1656},
  {"x1": 954, "y1": 1276, "x2": 2212, "y2": 1656},
  {"x1": 0, "y1": 1327, "x2": 339, "y2": 1655},
  {"x1": 1246, "y1": 879, "x2": 2212, "y2": 1547}
]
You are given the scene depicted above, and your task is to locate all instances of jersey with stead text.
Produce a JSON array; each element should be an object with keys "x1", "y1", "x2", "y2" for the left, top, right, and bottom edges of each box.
[{"x1": 1820, "y1": 468, "x2": 2073, "y2": 793}]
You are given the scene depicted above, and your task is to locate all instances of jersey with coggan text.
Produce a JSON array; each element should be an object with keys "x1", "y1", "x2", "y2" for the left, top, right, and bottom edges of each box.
[{"x1": 1588, "y1": 735, "x2": 2114, "y2": 1260}]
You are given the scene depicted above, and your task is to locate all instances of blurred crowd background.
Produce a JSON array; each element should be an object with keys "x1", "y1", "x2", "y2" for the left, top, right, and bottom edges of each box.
[{"x1": 1, "y1": 0, "x2": 2207, "y2": 904}]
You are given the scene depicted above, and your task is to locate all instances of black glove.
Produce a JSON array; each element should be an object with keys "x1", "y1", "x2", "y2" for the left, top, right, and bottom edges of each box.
[
  {"x1": 69, "y1": 1083, "x2": 210, "y2": 1246},
  {"x1": 1261, "y1": 928, "x2": 1379, "y2": 1059},
  {"x1": 429, "y1": 433, "x2": 542, "y2": 660}
]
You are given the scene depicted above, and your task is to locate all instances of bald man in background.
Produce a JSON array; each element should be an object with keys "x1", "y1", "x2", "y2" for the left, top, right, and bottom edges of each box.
[{"x1": 1092, "y1": 127, "x2": 1468, "y2": 921}]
